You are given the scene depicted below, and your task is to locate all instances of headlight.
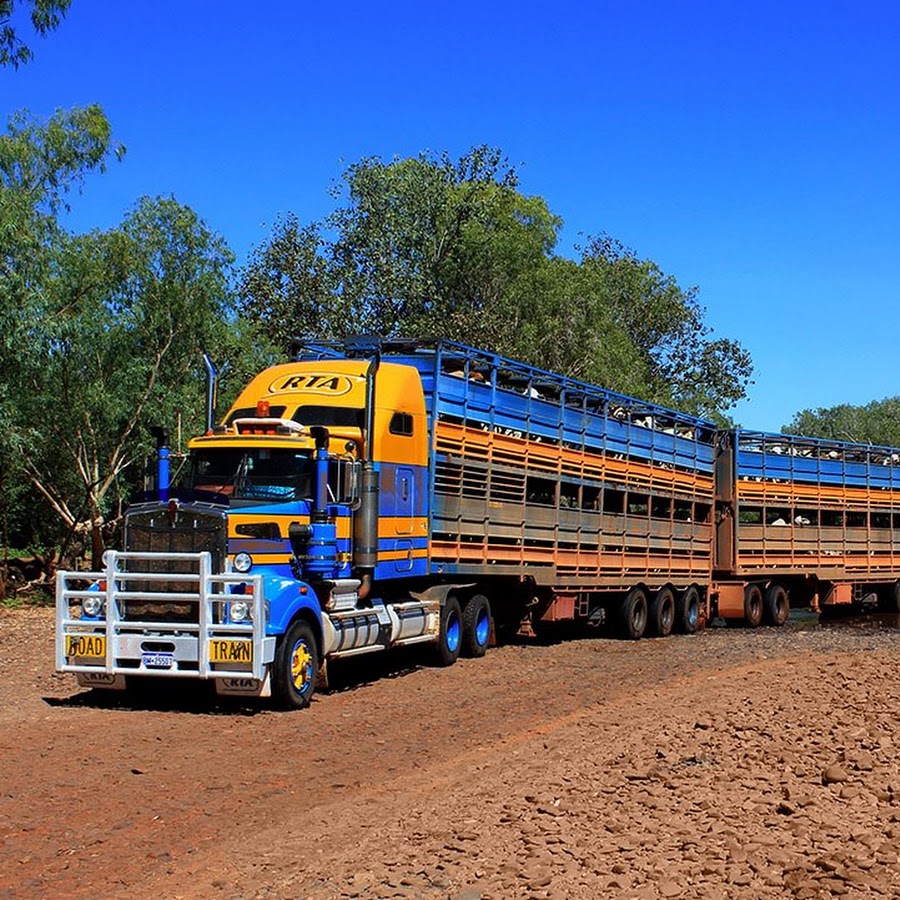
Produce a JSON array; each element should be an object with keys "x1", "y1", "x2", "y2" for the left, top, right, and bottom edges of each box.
[
  {"x1": 233, "y1": 552, "x2": 253, "y2": 573},
  {"x1": 82, "y1": 595, "x2": 104, "y2": 617},
  {"x1": 229, "y1": 600, "x2": 251, "y2": 622}
]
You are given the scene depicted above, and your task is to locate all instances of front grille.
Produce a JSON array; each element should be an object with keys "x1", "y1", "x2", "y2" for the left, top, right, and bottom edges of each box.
[{"x1": 121, "y1": 501, "x2": 228, "y2": 622}]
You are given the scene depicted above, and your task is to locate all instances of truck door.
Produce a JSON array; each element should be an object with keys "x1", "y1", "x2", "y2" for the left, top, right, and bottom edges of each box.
[{"x1": 395, "y1": 466, "x2": 414, "y2": 535}]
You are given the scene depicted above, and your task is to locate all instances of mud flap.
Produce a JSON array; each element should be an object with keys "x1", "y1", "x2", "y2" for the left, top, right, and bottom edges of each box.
[
  {"x1": 215, "y1": 670, "x2": 272, "y2": 698},
  {"x1": 76, "y1": 672, "x2": 126, "y2": 690}
]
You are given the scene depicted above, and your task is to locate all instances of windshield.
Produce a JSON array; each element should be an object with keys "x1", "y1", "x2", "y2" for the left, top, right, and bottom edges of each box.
[{"x1": 186, "y1": 448, "x2": 313, "y2": 502}]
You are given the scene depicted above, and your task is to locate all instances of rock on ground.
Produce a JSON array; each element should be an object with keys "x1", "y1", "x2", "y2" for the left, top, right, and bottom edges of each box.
[{"x1": 1, "y1": 608, "x2": 899, "y2": 899}]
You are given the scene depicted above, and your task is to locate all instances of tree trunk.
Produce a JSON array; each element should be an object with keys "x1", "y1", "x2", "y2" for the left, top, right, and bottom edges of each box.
[{"x1": 90, "y1": 519, "x2": 105, "y2": 571}]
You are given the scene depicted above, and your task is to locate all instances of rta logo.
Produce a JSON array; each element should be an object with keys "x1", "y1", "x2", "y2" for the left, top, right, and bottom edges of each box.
[{"x1": 268, "y1": 373, "x2": 354, "y2": 395}]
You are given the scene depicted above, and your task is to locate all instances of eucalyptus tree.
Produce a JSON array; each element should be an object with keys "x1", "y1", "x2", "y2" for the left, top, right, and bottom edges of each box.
[
  {"x1": 240, "y1": 146, "x2": 560, "y2": 351},
  {"x1": 0, "y1": 106, "x2": 250, "y2": 562},
  {"x1": 0, "y1": 0, "x2": 71, "y2": 68},
  {"x1": 784, "y1": 398, "x2": 900, "y2": 448},
  {"x1": 18, "y1": 197, "x2": 238, "y2": 563},
  {"x1": 0, "y1": 104, "x2": 120, "y2": 556},
  {"x1": 241, "y1": 146, "x2": 753, "y2": 419}
]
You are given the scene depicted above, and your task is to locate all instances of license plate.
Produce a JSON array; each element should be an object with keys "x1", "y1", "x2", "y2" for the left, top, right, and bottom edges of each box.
[
  {"x1": 142, "y1": 652, "x2": 175, "y2": 669},
  {"x1": 209, "y1": 639, "x2": 253, "y2": 664},
  {"x1": 66, "y1": 634, "x2": 106, "y2": 659}
]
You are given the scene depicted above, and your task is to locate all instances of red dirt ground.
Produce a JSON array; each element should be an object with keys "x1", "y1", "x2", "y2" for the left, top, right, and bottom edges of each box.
[{"x1": 1, "y1": 607, "x2": 900, "y2": 899}]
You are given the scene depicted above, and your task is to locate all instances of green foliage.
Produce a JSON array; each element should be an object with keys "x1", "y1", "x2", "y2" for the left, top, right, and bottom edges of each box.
[
  {"x1": 239, "y1": 214, "x2": 337, "y2": 352},
  {"x1": 327, "y1": 147, "x2": 559, "y2": 344},
  {"x1": 784, "y1": 397, "x2": 900, "y2": 448},
  {"x1": 497, "y1": 257, "x2": 649, "y2": 397},
  {"x1": 17, "y1": 197, "x2": 238, "y2": 533},
  {"x1": 578, "y1": 236, "x2": 753, "y2": 416},
  {"x1": 0, "y1": 105, "x2": 122, "y2": 549},
  {"x1": 240, "y1": 146, "x2": 752, "y2": 418},
  {"x1": 0, "y1": 0, "x2": 70, "y2": 68},
  {"x1": 0, "y1": 106, "x2": 255, "y2": 557},
  {"x1": 241, "y1": 146, "x2": 561, "y2": 352},
  {"x1": 0, "y1": 105, "x2": 120, "y2": 213},
  {"x1": 0, "y1": 106, "x2": 124, "y2": 376}
]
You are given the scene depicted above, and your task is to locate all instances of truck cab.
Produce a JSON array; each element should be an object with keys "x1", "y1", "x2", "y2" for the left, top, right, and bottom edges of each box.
[{"x1": 56, "y1": 354, "x2": 442, "y2": 709}]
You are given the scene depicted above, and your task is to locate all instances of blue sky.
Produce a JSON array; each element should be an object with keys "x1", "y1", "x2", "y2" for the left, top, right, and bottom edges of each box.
[{"x1": 3, "y1": 0, "x2": 899, "y2": 431}]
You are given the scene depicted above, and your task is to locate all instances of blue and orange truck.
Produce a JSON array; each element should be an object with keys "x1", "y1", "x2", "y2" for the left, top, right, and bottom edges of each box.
[{"x1": 55, "y1": 338, "x2": 900, "y2": 707}]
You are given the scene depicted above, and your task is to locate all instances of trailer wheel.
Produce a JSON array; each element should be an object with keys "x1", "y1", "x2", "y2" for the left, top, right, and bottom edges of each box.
[
  {"x1": 462, "y1": 594, "x2": 491, "y2": 658},
  {"x1": 764, "y1": 583, "x2": 790, "y2": 626},
  {"x1": 648, "y1": 586, "x2": 675, "y2": 637},
  {"x1": 273, "y1": 619, "x2": 319, "y2": 710},
  {"x1": 676, "y1": 585, "x2": 701, "y2": 634},
  {"x1": 432, "y1": 596, "x2": 462, "y2": 666},
  {"x1": 619, "y1": 587, "x2": 648, "y2": 640},
  {"x1": 743, "y1": 584, "x2": 764, "y2": 628}
]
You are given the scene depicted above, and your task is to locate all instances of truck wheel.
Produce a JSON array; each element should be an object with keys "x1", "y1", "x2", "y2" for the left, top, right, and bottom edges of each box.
[
  {"x1": 743, "y1": 584, "x2": 763, "y2": 628},
  {"x1": 432, "y1": 596, "x2": 462, "y2": 666},
  {"x1": 676, "y1": 585, "x2": 701, "y2": 634},
  {"x1": 764, "y1": 583, "x2": 790, "y2": 626},
  {"x1": 462, "y1": 594, "x2": 491, "y2": 658},
  {"x1": 648, "y1": 586, "x2": 675, "y2": 637},
  {"x1": 273, "y1": 620, "x2": 319, "y2": 710},
  {"x1": 619, "y1": 587, "x2": 648, "y2": 640}
]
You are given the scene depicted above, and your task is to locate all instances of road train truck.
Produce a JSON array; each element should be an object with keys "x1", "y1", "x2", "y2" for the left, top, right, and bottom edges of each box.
[{"x1": 56, "y1": 338, "x2": 900, "y2": 707}]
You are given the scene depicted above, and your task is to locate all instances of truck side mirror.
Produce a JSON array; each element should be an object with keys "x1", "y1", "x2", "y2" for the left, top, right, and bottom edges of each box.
[{"x1": 328, "y1": 458, "x2": 361, "y2": 508}]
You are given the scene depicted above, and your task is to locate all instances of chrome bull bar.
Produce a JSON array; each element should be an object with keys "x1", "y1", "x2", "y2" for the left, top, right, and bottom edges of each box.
[{"x1": 55, "y1": 550, "x2": 273, "y2": 681}]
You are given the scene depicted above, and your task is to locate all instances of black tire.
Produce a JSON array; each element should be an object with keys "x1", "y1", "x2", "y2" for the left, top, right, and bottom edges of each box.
[
  {"x1": 619, "y1": 587, "x2": 648, "y2": 640},
  {"x1": 462, "y1": 594, "x2": 491, "y2": 658},
  {"x1": 676, "y1": 585, "x2": 702, "y2": 634},
  {"x1": 272, "y1": 619, "x2": 319, "y2": 710},
  {"x1": 764, "y1": 583, "x2": 790, "y2": 626},
  {"x1": 743, "y1": 584, "x2": 763, "y2": 628},
  {"x1": 648, "y1": 586, "x2": 676, "y2": 637},
  {"x1": 432, "y1": 596, "x2": 462, "y2": 666}
]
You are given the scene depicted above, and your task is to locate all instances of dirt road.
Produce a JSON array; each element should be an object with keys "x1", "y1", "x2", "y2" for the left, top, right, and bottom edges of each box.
[{"x1": 1, "y1": 608, "x2": 899, "y2": 899}]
